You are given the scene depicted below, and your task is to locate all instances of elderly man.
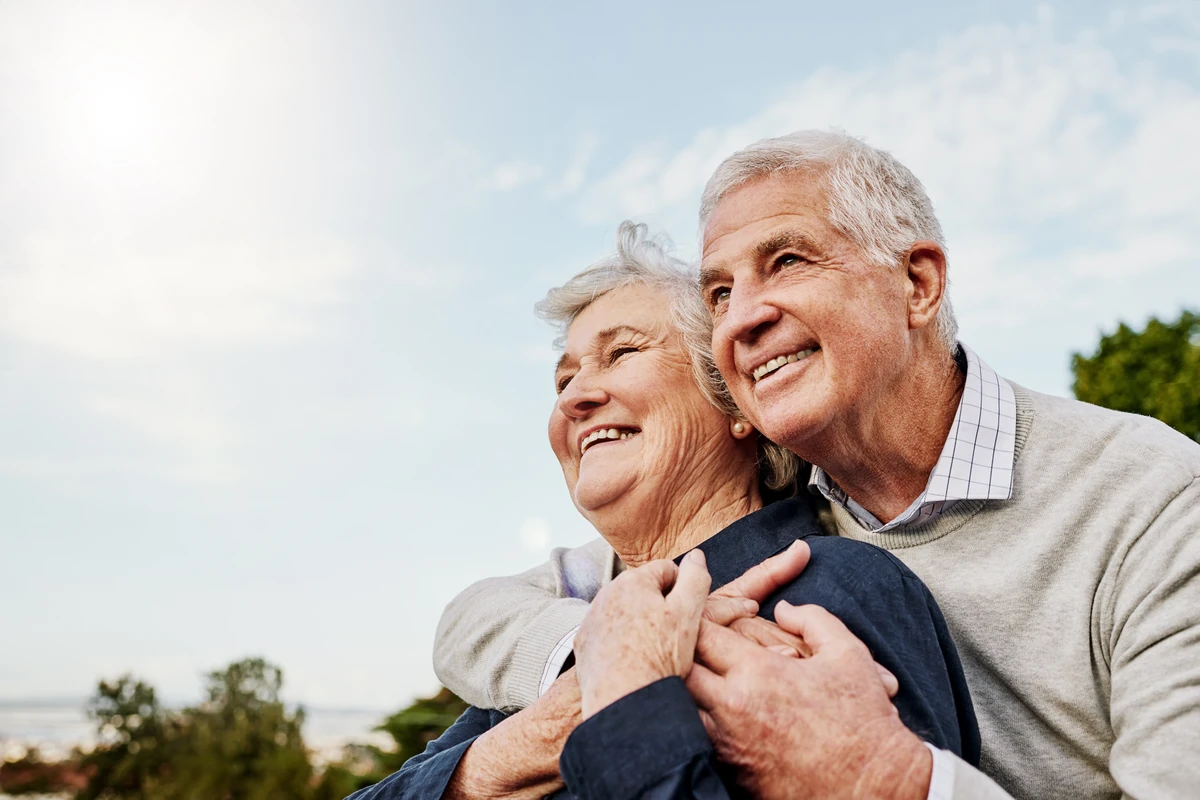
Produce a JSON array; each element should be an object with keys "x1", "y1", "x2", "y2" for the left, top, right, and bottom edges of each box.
[{"x1": 433, "y1": 131, "x2": 1200, "y2": 798}]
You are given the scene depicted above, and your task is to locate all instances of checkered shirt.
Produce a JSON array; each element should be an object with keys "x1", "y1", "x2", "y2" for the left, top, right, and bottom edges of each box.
[{"x1": 810, "y1": 344, "x2": 1016, "y2": 533}]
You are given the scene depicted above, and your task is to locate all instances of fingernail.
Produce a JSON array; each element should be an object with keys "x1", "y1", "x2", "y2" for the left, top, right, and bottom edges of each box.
[
  {"x1": 776, "y1": 599, "x2": 793, "y2": 610},
  {"x1": 742, "y1": 599, "x2": 758, "y2": 613},
  {"x1": 787, "y1": 540, "x2": 804, "y2": 552},
  {"x1": 687, "y1": 549, "x2": 706, "y2": 565}
]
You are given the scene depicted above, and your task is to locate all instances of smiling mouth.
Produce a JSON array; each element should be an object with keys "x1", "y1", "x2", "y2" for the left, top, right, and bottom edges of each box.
[
  {"x1": 752, "y1": 348, "x2": 818, "y2": 382},
  {"x1": 580, "y1": 427, "x2": 641, "y2": 454}
]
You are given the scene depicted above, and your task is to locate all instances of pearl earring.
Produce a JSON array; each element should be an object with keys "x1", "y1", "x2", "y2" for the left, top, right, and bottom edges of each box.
[{"x1": 733, "y1": 421, "x2": 745, "y2": 434}]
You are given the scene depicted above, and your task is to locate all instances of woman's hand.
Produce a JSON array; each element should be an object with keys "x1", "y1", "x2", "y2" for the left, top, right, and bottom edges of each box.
[
  {"x1": 443, "y1": 669, "x2": 582, "y2": 799},
  {"x1": 574, "y1": 549, "x2": 712, "y2": 719}
]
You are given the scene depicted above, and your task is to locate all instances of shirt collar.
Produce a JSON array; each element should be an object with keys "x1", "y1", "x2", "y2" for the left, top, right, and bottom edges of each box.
[{"x1": 809, "y1": 344, "x2": 1016, "y2": 533}]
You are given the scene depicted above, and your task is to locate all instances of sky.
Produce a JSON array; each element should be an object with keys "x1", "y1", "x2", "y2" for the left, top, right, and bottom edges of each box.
[{"x1": 0, "y1": 0, "x2": 1198, "y2": 712}]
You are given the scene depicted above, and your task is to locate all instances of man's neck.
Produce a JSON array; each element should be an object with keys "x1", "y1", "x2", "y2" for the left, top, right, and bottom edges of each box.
[{"x1": 811, "y1": 347, "x2": 965, "y2": 525}]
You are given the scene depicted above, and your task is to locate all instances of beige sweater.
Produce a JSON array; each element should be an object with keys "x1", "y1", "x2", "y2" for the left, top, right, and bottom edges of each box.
[{"x1": 433, "y1": 386, "x2": 1200, "y2": 799}]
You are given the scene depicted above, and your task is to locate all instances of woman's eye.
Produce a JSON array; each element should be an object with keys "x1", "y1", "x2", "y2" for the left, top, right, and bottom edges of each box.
[
  {"x1": 609, "y1": 346, "x2": 639, "y2": 363},
  {"x1": 556, "y1": 375, "x2": 573, "y2": 393}
]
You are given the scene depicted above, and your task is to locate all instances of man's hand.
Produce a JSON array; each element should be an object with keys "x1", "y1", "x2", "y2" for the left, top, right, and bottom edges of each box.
[
  {"x1": 574, "y1": 550, "x2": 711, "y2": 719},
  {"x1": 702, "y1": 539, "x2": 811, "y2": 625},
  {"x1": 688, "y1": 600, "x2": 930, "y2": 800}
]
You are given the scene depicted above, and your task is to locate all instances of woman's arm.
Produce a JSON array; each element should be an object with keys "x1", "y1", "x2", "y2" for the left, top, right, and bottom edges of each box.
[
  {"x1": 443, "y1": 669, "x2": 582, "y2": 799},
  {"x1": 348, "y1": 673, "x2": 582, "y2": 800}
]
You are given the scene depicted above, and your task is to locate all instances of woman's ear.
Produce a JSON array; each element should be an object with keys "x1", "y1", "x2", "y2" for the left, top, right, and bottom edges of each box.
[{"x1": 730, "y1": 418, "x2": 756, "y2": 440}]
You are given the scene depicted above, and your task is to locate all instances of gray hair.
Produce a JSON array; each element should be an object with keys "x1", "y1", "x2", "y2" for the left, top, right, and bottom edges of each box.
[
  {"x1": 699, "y1": 129, "x2": 958, "y2": 351},
  {"x1": 537, "y1": 221, "x2": 802, "y2": 495}
]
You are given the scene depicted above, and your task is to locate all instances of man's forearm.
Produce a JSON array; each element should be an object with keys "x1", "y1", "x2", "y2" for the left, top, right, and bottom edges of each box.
[{"x1": 434, "y1": 538, "x2": 614, "y2": 711}]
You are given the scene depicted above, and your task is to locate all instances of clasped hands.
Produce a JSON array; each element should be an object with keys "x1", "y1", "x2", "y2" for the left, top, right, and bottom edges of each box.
[{"x1": 573, "y1": 542, "x2": 930, "y2": 800}]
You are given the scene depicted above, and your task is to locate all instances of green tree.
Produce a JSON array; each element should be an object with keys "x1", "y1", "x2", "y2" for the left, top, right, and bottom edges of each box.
[
  {"x1": 1072, "y1": 309, "x2": 1200, "y2": 441},
  {"x1": 77, "y1": 658, "x2": 313, "y2": 800},
  {"x1": 77, "y1": 675, "x2": 175, "y2": 799},
  {"x1": 369, "y1": 687, "x2": 469, "y2": 775}
]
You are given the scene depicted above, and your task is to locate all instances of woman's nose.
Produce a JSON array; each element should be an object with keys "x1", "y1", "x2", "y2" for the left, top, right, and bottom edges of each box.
[{"x1": 557, "y1": 375, "x2": 608, "y2": 419}]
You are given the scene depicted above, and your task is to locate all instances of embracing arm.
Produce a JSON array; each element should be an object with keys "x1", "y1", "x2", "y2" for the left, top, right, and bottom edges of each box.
[
  {"x1": 1105, "y1": 475, "x2": 1200, "y2": 798},
  {"x1": 434, "y1": 537, "x2": 617, "y2": 711}
]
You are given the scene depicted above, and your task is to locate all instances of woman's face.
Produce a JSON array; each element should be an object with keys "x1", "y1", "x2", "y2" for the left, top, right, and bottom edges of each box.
[{"x1": 549, "y1": 283, "x2": 745, "y2": 524}]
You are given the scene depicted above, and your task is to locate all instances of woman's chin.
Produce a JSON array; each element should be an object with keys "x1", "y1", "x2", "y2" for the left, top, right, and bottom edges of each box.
[{"x1": 573, "y1": 475, "x2": 638, "y2": 516}]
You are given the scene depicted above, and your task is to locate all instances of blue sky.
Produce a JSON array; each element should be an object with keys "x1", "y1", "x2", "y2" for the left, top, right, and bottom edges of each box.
[{"x1": 0, "y1": 0, "x2": 1197, "y2": 711}]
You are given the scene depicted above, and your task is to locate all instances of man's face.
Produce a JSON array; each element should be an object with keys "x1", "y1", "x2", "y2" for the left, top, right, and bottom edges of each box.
[{"x1": 700, "y1": 171, "x2": 913, "y2": 453}]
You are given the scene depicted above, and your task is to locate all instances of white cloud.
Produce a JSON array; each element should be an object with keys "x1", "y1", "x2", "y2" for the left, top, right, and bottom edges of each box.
[
  {"x1": 0, "y1": 234, "x2": 356, "y2": 360},
  {"x1": 546, "y1": 134, "x2": 599, "y2": 199},
  {"x1": 520, "y1": 517, "x2": 552, "y2": 552},
  {"x1": 488, "y1": 160, "x2": 546, "y2": 192},
  {"x1": 573, "y1": 4, "x2": 1200, "y2": 345}
]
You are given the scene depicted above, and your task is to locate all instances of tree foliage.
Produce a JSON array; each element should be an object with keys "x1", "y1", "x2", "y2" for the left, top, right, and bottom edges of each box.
[
  {"x1": 71, "y1": 658, "x2": 468, "y2": 800},
  {"x1": 78, "y1": 658, "x2": 312, "y2": 800},
  {"x1": 1072, "y1": 309, "x2": 1200, "y2": 441}
]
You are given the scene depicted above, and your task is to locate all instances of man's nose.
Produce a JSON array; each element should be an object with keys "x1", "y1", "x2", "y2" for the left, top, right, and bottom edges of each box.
[
  {"x1": 722, "y1": 283, "x2": 781, "y2": 342},
  {"x1": 557, "y1": 374, "x2": 608, "y2": 419}
]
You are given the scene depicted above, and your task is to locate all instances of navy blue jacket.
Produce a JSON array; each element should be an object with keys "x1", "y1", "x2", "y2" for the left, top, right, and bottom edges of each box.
[{"x1": 349, "y1": 497, "x2": 979, "y2": 799}]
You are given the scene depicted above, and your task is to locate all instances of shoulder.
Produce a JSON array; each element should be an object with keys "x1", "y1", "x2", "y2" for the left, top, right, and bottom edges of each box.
[
  {"x1": 804, "y1": 534, "x2": 921, "y2": 585},
  {"x1": 1014, "y1": 383, "x2": 1200, "y2": 482}
]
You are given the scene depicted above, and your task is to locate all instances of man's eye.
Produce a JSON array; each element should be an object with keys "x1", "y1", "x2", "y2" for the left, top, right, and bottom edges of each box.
[
  {"x1": 711, "y1": 287, "x2": 731, "y2": 307},
  {"x1": 776, "y1": 254, "x2": 803, "y2": 268}
]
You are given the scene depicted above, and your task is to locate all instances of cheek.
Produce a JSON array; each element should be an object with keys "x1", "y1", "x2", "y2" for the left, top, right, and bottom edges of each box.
[{"x1": 547, "y1": 410, "x2": 572, "y2": 467}]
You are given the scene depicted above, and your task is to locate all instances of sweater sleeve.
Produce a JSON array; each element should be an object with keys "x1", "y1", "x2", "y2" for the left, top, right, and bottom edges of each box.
[
  {"x1": 1105, "y1": 475, "x2": 1200, "y2": 798},
  {"x1": 433, "y1": 537, "x2": 616, "y2": 712},
  {"x1": 936, "y1": 752, "x2": 1015, "y2": 800}
]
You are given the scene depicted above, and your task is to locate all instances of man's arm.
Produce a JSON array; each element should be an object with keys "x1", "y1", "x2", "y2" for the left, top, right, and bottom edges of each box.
[
  {"x1": 1105, "y1": 475, "x2": 1200, "y2": 798},
  {"x1": 433, "y1": 537, "x2": 616, "y2": 711}
]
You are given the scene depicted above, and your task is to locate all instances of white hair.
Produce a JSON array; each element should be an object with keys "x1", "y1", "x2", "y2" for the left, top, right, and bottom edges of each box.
[
  {"x1": 699, "y1": 129, "x2": 958, "y2": 351},
  {"x1": 537, "y1": 221, "x2": 802, "y2": 495}
]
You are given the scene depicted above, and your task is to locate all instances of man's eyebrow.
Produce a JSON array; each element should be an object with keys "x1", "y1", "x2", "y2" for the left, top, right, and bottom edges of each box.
[
  {"x1": 699, "y1": 230, "x2": 821, "y2": 292},
  {"x1": 698, "y1": 265, "x2": 727, "y2": 292},
  {"x1": 754, "y1": 230, "x2": 821, "y2": 261}
]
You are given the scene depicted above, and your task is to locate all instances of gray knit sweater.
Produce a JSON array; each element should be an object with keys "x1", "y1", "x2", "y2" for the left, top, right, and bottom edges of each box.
[{"x1": 433, "y1": 386, "x2": 1200, "y2": 799}]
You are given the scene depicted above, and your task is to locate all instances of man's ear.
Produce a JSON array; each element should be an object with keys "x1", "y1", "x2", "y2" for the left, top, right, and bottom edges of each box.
[{"x1": 904, "y1": 241, "x2": 948, "y2": 333}]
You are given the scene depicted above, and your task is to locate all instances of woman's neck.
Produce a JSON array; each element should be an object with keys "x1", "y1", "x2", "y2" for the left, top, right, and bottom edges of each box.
[{"x1": 599, "y1": 479, "x2": 764, "y2": 569}]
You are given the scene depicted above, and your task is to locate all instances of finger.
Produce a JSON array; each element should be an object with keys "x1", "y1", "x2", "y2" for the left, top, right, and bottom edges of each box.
[
  {"x1": 684, "y1": 661, "x2": 724, "y2": 711},
  {"x1": 695, "y1": 617, "x2": 770, "y2": 675},
  {"x1": 711, "y1": 539, "x2": 810, "y2": 605},
  {"x1": 773, "y1": 601, "x2": 858, "y2": 656},
  {"x1": 876, "y1": 664, "x2": 900, "y2": 698},
  {"x1": 668, "y1": 550, "x2": 713, "y2": 664},
  {"x1": 702, "y1": 595, "x2": 759, "y2": 626},
  {"x1": 632, "y1": 558, "x2": 679, "y2": 595},
  {"x1": 671, "y1": 549, "x2": 713, "y2": 608},
  {"x1": 729, "y1": 617, "x2": 808, "y2": 658}
]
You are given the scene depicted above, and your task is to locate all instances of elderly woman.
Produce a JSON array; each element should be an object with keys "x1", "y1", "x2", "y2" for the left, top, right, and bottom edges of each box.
[{"x1": 349, "y1": 223, "x2": 977, "y2": 800}]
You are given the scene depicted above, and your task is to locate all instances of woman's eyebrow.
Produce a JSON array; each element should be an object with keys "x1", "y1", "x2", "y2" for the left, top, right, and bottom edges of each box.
[{"x1": 555, "y1": 324, "x2": 650, "y2": 376}]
